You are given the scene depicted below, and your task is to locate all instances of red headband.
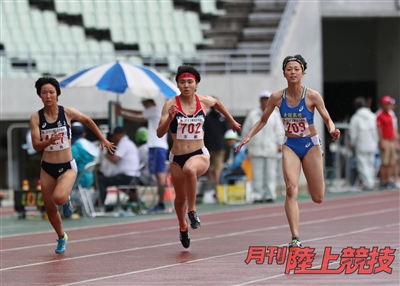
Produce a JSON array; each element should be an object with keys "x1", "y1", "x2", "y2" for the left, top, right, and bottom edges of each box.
[{"x1": 177, "y1": 72, "x2": 196, "y2": 81}]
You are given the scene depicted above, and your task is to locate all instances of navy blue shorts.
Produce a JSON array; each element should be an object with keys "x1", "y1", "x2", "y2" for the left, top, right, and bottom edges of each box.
[
  {"x1": 169, "y1": 147, "x2": 209, "y2": 169},
  {"x1": 41, "y1": 159, "x2": 77, "y2": 179}
]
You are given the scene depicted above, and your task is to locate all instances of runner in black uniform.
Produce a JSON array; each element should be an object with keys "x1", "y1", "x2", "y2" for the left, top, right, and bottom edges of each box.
[
  {"x1": 157, "y1": 65, "x2": 241, "y2": 249},
  {"x1": 30, "y1": 76, "x2": 115, "y2": 253}
]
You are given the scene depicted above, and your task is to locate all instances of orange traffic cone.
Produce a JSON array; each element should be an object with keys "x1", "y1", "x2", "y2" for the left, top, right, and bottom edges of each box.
[{"x1": 163, "y1": 174, "x2": 175, "y2": 201}]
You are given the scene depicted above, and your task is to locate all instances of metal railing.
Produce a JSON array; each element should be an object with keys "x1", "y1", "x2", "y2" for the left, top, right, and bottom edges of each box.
[{"x1": 0, "y1": 49, "x2": 271, "y2": 78}]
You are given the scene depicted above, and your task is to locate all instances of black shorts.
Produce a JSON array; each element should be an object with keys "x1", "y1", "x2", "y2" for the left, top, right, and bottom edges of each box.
[
  {"x1": 41, "y1": 159, "x2": 77, "y2": 179},
  {"x1": 169, "y1": 147, "x2": 209, "y2": 169}
]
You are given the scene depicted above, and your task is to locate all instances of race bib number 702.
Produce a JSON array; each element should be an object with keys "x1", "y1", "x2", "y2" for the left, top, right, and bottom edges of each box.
[{"x1": 176, "y1": 116, "x2": 204, "y2": 140}]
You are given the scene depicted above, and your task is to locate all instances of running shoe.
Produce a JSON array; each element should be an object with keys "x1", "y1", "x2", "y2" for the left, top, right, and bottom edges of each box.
[
  {"x1": 62, "y1": 196, "x2": 73, "y2": 218},
  {"x1": 288, "y1": 237, "x2": 303, "y2": 249},
  {"x1": 55, "y1": 232, "x2": 68, "y2": 254},
  {"x1": 179, "y1": 227, "x2": 190, "y2": 248},
  {"x1": 188, "y1": 210, "x2": 201, "y2": 229}
]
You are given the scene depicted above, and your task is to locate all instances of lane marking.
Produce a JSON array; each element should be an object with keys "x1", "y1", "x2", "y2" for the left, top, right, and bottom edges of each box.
[
  {"x1": 1, "y1": 196, "x2": 398, "y2": 252},
  {"x1": 1, "y1": 207, "x2": 398, "y2": 273},
  {"x1": 1, "y1": 191, "x2": 397, "y2": 238},
  {"x1": 59, "y1": 223, "x2": 400, "y2": 286}
]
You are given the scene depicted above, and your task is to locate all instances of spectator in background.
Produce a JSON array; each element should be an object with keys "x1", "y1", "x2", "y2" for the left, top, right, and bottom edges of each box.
[
  {"x1": 349, "y1": 97, "x2": 378, "y2": 190},
  {"x1": 390, "y1": 98, "x2": 399, "y2": 187},
  {"x1": 135, "y1": 127, "x2": 156, "y2": 186},
  {"x1": 116, "y1": 99, "x2": 169, "y2": 212},
  {"x1": 376, "y1": 95, "x2": 398, "y2": 189},
  {"x1": 220, "y1": 129, "x2": 247, "y2": 185},
  {"x1": 71, "y1": 122, "x2": 99, "y2": 188},
  {"x1": 242, "y1": 90, "x2": 285, "y2": 203},
  {"x1": 97, "y1": 126, "x2": 141, "y2": 205},
  {"x1": 204, "y1": 103, "x2": 229, "y2": 184}
]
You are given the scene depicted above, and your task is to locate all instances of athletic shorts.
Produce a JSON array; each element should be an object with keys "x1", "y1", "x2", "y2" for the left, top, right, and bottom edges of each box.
[
  {"x1": 169, "y1": 147, "x2": 210, "y2": 169},
  {"x1": 148, "y1": 147, "x2": 168, "y2": 174},
  {"x1": 41, "y1": 159, "x2": 77, "y2": 179},
  {"x1": 283, "y1": 135, "x2": 321, "y2": 161}
]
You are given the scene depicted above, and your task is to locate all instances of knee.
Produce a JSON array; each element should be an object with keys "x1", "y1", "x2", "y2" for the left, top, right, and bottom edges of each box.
[
  {"x1": 183, "y1": 167, "x2": 196, "y2": 178},
  {"x1": 174, "y1": 196, "x2": 186, "y2": 207},
  {"x1": 311, "y1": 195, "x2": 323, "y2": 204},
  {"x1": 53, "y1": 194, "x2": 67, "y2": 206},
  {"x1": 285, "y1": 184, "x2": 298, "y2": 198}
]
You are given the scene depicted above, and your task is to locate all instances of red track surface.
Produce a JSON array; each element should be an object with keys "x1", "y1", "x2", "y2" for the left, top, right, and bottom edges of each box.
[{"x1": 1, "y1": 191, "x2": 399, "y2": 285}]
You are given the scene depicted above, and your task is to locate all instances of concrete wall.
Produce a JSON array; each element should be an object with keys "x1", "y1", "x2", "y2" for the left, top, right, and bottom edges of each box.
[{"x1": 321, "y1": 0, "x2": 400, "y2": 17}]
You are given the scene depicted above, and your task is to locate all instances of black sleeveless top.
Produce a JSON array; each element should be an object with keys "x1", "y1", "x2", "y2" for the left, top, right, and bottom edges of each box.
[{"x1": 38, "y1": 105, "x2": 71, "y2": 151}]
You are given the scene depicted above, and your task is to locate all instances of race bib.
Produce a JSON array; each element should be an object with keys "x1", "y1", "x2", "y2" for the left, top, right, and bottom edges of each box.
[
  {"x1": 283, "y1": 118, "x2": 310, "y2": 137},
  {"x1": 176, "y1": 116, "x2": 204, "y2": 140},
  {"x1": 41, "y1": 126, "x2": 70, "y2": 151}
]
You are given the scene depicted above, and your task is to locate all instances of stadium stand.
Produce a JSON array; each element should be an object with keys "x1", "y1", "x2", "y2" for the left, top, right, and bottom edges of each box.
[{"x1": 0, "y1": 0, "x2": 284, "y2": 77}]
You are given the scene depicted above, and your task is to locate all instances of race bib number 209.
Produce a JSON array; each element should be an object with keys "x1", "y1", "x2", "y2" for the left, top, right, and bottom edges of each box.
[{"x1": 283, "y1": 118, "x2": 310, "y2": 137}]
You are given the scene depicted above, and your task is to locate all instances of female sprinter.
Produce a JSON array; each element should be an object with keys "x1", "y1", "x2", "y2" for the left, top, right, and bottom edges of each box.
[
  {"x1": 236, "y1": 55, "x2": 340, "y2": 249},
  {"x1": 30, "y1": 76, "x2": 115, "y2": 253},
  {"x1": 157, "y1": 65, "x2": 241, "y2": 248}
]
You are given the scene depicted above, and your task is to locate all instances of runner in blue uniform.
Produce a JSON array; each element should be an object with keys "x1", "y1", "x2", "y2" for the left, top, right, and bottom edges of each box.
[
  {"x1": 30, "y1": 76, "x2": 115, "y2": 253},
  {"x1": 236, "y1": 55, "x2": 340, "y2": 249},
  {"x1": 157, "y1": 65, "x2": 241, "y2": 248}
]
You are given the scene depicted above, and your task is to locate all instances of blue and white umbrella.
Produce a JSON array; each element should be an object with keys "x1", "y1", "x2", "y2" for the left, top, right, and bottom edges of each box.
[{"x1": 59, "y1": 61, "x2": 179, "y2": 99}]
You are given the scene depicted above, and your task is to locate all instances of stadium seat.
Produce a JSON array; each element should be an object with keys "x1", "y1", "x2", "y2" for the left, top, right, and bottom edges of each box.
[
  {"x1": 124, "y1": 29, "x2": 138, "y2": 44},
  {"x1": 109, "y1": 11, "x2": 123, "y2": 28},
  {"x1": 110, "y1": 26, "x2": 124, "y2": 43},
  {"x1": 58, "y1": 24, "x2": 73, "y2": 44},
  {"x1": 16, "y1": 1, "x2": 30, "y2": 13},
  {"x1": 82, "y1": 11, "x2": 97, "y2": 28},
  {"x1": 31, "y1": 10, "x2": 45, "y2": 28},
  {"x1": 42, "y1": 11, "x2": 59, "y2": 27},
  {"x1": 95, "y1": 12, "x2": 110, "y2": 29},
  {"x1": 200, "y1": 0, "x2": 226, "y2": 16},
  {"x1": 54, "y1": 0, "x2": 69, "y2": 14},
  {"x1": 66, "y1": 1, "x2": 81, "y2": 15},
  {"x1": 80, "y1": 0, "x2": 95, "y2": 13},
  {"x1": 70, "y1": 26, "x2": 87, "y2": 43},
  {"x1": 2, "y1": 1, "x2": 16, "y2": 13}
]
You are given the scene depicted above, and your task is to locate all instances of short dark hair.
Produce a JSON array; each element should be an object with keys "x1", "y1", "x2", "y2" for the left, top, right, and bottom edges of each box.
[
  {"x1": 110, "y1": 126, "x2": 125, "y2": 136},
  {"x1": 353, "y1": 97, "x2": 366, "y2": 110},
  {"x1": 175, "y1": 64, "x2": 201, "y2": 83},
  {"x1": 35, "y1": 76, "x2": 61, "y2": 97},
  {"x1": 282, "y1": 54, "x2": 307, "y2": 71}
]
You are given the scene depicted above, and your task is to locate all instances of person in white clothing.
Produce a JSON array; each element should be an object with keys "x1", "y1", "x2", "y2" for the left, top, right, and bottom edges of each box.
[
  {"x1": 135, "y1": 127, "x2": 156, "y2": 186},
  {"x1": 116, "y1": 99, "x2": 169, "y2": 212},
  {"x1": 242, "y1": 90, "x2": 285, "y2": 203},
  {"x1": 349, "y1": 97, "x2": 378, "y2": 190},
  {"x1": 97, "y1": 126, "x2": 141, "y2": 205}
]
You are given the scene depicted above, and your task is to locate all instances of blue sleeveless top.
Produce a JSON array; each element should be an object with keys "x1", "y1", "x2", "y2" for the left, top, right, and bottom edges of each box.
[{"x1": 279, "y1": 87, "x2": 314, "y2": 125}]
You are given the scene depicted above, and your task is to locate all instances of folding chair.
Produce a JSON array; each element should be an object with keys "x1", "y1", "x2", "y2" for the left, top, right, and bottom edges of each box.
[
  {"x1": 115, "y1": 176, "x2": 144, "y2": 215},
  {"x1": 73, "y1": 161, "x2": 103, "y2": 217}
]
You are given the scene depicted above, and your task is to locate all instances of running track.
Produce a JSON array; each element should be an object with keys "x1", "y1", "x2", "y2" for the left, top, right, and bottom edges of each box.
[{"x1": 1, "y1": 190, "x2": 399, "y2": 285}]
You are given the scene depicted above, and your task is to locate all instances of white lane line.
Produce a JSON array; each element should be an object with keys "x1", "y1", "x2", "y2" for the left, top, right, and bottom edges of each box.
[
  {"x1": 1, "y1": 191, "x2": 396, "y2": 238},
  {"x1": 60, "y1": 223, "x2": 400, "y2": 286},
  {"x1": 1, "y1": 207, "x2": 398, "y2": 272},
  {"x1": 1, "y1": 196, "x2": 397, "y2": 252}
]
